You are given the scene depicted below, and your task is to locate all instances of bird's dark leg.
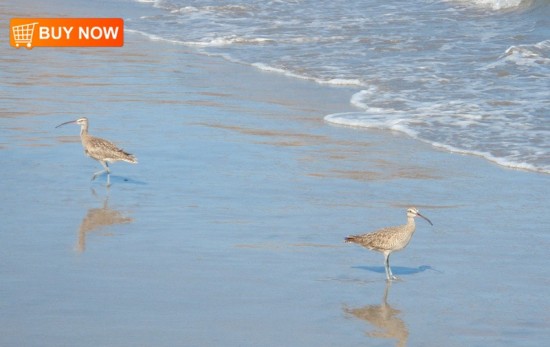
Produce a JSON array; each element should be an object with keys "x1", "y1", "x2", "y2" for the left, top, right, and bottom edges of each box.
[
  {"x1": 92, "y1": 161, "x2": 110, "y2": 182},
  {"x1": 384, "y1": 252, "x2": 399, "y2": 281},
  {"x1": 92, "y1": 170, "x2": 104, "y2": 181},
  {"x1": 384, "y1": 252, "x2": 391, "y2": 280},
  {"x1": 104, "y1": 162, "x2": 111, "y2": 187}
]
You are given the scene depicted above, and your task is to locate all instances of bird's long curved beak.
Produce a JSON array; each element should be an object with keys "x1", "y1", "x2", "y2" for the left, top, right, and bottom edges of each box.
[
  {"x1": 55, "y1": 120, "x2": 76, "y2": 128},
  {"x1": 417, "y1": 212, "x2": 433, "y2": 226}
]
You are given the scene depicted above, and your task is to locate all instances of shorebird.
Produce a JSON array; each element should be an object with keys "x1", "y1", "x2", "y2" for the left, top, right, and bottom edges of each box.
[
  {"x1": 345, "y1": 207, "x2": 433, "y2": 281},
  {"x1": 56, "y1": 117, "x2": 137, "y2": 185}
]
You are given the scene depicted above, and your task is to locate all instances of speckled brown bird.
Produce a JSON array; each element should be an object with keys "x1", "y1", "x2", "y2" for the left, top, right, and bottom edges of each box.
[
  {"x1": 56, "y1": 117, "x2": 137, "y2": 185},
  {"x1": 345, "y1": 207, "x2": 433, "y2": 281}
]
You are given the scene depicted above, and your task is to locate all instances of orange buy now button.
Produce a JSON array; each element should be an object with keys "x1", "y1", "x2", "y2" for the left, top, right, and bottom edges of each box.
[{"x1": 10, "y1": 18, "x2": 124, "y2": 49}]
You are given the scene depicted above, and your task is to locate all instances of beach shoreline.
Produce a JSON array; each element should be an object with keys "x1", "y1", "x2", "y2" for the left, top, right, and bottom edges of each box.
[{"x1": 1, "y1": 1, "x2": 549, "y2": 346}]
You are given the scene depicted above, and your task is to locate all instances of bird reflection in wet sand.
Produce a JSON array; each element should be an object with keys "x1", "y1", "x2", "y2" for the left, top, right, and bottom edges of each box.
[
  {"x1": 344, "y1": 282, "x2": 408, "y2": 347},
  {"x1": 76, "y1": 189, "x2": 133, "y2": 253}
]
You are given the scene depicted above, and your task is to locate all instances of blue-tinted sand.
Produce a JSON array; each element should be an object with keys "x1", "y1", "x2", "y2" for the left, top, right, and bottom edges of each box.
[{"x1": 1, "y1": 1, "x2": 549, "y2": 346}]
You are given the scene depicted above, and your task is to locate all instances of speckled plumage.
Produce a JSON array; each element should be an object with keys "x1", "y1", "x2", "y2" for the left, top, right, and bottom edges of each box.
[
  {"x1": 56, "y1": 117, "x2": 137, "y2": 185},
  {"x1": 81, "y1": 134, "x2": 137, "y2": 164},
  {"x1": 345, "y1": 207, "x2": 432, "y2": 281}
]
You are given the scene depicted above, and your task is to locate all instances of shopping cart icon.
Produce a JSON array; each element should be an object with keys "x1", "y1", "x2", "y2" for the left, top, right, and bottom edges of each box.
[{"x1": 12, "y1": 22, "x2": 39, "y2": 49}]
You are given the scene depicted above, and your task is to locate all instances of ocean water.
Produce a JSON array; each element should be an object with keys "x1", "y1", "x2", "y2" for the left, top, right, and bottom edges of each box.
[{"x1": 127, "y1": 0, "x2": 549, "y2": 173}]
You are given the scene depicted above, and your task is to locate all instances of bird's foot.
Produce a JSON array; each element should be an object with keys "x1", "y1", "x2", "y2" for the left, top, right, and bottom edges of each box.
[
  {"x1": 91, "y1": 173, "x2": 104, "y2": 181},
  {"x1": 92, "y1": 170, "x2": 107, "y2": 182},
  {"x1": 386, "y1": 275, "x2": 400, "y2": 282}
]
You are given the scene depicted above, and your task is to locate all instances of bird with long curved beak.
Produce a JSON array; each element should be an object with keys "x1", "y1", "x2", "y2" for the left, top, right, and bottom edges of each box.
[
  {"x1": 345, "y1": 207, "x2": 433, "y2": 281},
  {"x1": 56, "y1": 117, "x2": 137, "y2": 186}
]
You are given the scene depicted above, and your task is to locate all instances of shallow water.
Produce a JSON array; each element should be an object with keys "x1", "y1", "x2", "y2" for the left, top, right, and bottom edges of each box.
[
  {"x1": 2, "y1": 1, "x2": 550, "y2": 346},
  {"x1": 129, "y1": 0, "x2": 550, "y2": 173}
]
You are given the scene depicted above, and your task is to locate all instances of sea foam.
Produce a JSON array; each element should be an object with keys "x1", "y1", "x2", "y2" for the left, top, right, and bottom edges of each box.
[
  {"x1": 130, "y1": 0, "x2": 549, "y2": 174},
  {"x1": 452, "y1": 0, "x2": 528, "y2": 10},
  {"x1": 325, "y1": 112, "x2": 550, "y2": 174}
]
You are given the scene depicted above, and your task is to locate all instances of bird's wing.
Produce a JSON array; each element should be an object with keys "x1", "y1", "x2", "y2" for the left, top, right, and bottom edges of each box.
[
  {"x1": 347, "y1": 226, "x2": 402, "y2": 250},
  {"x1": 85, "y1": 136, "x2": 131, "y2": 161}
]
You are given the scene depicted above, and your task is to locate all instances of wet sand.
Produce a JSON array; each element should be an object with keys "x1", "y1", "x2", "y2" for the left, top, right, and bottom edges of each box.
[{"x1": 1, "y1": 1, "x2": 550, "y2": 346}]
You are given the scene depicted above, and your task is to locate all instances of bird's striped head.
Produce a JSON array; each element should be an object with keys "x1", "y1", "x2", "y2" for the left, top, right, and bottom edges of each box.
[
  {"x1": 74, "y1": 117, "x2": 88, "y2": 126},
  {"x1": 56, "y1": 117, "x2": 89, "y2": 136},
  {"x1": 407, "y1": 207, "x2": 433, "y2": 226}
]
